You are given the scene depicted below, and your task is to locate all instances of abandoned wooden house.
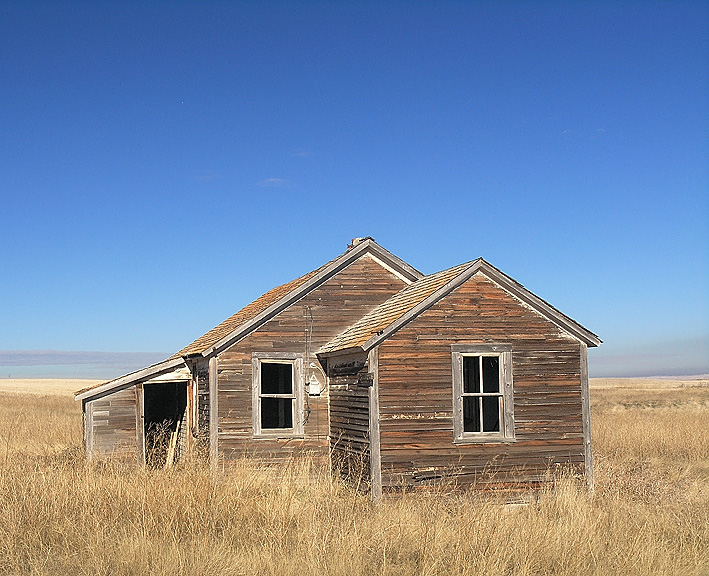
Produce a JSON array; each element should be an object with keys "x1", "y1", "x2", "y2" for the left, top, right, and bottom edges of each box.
[{"x1": 75, "y1": 238, "x2": 601, "y2": 494}]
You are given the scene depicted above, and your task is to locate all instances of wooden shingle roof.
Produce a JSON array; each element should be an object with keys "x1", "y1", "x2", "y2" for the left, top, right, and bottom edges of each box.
[
  {"x1": 318, "y1": 258, "x2": 601, "y2": 356},
  {"x1": 171, "y1": 238, "x2": 422, "y2": 358},
  {"x1": 172, "y1": 264, "x2": 326, "y2": 358},
  {"x1": 75, "y1": 239, "x2": 422, "y2": 401},
  {"x1": 76, "y1": 242, "x2": 601, "y2": 403}
]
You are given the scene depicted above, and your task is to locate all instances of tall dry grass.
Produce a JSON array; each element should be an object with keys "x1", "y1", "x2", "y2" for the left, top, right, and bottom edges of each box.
[{"x1": 0, "y1": 386, "x2": 707, "y2": 575}]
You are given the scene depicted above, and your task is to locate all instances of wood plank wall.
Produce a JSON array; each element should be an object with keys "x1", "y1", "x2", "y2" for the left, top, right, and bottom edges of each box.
[
  {"x1": 87, "y1": 386, "x2": 138, "y2": 462},
  {"x1": 215, "y1": 255, "x2": 408, "y2": 466},
  {"x1": 329, "y1": 372, "x2": 371, "y2": 484},
  {"x1": 377, "y1": 272, "x2": 585, "y2": 489}
]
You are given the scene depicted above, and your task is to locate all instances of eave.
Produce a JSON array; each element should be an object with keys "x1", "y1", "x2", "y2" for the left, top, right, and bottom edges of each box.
[{"x1": 74, "y1": 357, "x2": 187, "y2": 403}]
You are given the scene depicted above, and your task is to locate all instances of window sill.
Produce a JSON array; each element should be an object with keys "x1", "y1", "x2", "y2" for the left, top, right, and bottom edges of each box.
[
  {"x1": 253, "y1": 433, "x2": 305, "y2": 440},
  {"x1": 454, "y1": 436, "x2": 516, "y2": 445}
]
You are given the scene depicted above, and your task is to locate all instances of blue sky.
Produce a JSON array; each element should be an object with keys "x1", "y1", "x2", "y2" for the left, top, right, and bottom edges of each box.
[{"x1": 1, "y1": 1, "x2": 707, "y2": 379}]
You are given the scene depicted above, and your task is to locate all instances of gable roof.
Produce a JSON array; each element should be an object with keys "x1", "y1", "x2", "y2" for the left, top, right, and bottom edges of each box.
[
  {"x1": 318, "y1": 258, "x2": 601, "y2": 356},
  {"x1": 173, "y1": 238, "x2": 422, "y2": 359},
  {"x1": 172, "y1": 265, "x2": 325, "y2": 358},
  {"x1": 76, "y1": 239, "x2": 422, "y2": 401}
]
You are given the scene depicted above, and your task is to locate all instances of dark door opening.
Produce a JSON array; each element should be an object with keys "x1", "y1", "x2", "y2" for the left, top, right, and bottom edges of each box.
[{"x1": 143, "y1": 382, "x2": 188, "y2": 467}]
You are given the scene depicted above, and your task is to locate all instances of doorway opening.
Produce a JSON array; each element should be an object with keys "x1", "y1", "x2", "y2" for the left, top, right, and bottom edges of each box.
[{"x1": 143, "y1": 382, "x2": 188, "y2": 467}]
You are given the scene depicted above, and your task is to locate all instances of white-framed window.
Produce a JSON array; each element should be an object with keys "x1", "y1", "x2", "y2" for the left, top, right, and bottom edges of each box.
[
  {"x1": 252, "y1": 352, "x2": 304, "y2": 437},
  {"x1": 451, "y1": 344, "x2": 514, "y2": 442}
]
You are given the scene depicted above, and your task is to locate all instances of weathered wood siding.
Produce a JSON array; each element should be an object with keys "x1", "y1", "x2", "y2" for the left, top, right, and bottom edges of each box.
[
  {"x1": 329, "y1": 372, "x2": 371, "y2": 483},
  {"x1": 86, "y1": 386, "x2": 138, "y2": 462},
  {"x1": 377, "y1": 272, "x2": 585, "y2": 489},
  {"x1": 216, "y1": 254, "x2": 408, "y2": 465}
]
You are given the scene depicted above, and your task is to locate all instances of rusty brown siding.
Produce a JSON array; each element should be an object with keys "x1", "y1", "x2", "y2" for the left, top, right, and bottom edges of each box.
[
  {"x1": 216, "y1": 255, "x2": 409, "y2": 464},
  {"x1": 377, "y1": 272, "x2": 585, "y2": 489},
  {"x1": 88, "y1": 386, "x2": 138, "y2": 462}
]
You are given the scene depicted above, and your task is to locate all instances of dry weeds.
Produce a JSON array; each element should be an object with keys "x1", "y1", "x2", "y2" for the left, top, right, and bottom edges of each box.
[{"x1": 0, "y1": 382, "x2": 707, "y2": 575}]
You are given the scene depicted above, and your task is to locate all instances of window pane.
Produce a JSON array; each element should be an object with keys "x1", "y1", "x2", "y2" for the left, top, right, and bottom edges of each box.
[
  {"x1": 261, "y1": 362, "x2": 292, "y2": 395},
  {"x1": 261, "y1": 397, "x2": 293, "y2": 429},
  {"x1": 482, "y1": 396, "x2": 500, "y2": 432},
  {"x1": 463, "y1": 397, "x2": 481, "y2": 432},
  {"x1": 482, "y1": 356, "x2": 499, "y2": 393},
  {"x1": 463, "y1": 356, "x2": 480, "y2": 393}
]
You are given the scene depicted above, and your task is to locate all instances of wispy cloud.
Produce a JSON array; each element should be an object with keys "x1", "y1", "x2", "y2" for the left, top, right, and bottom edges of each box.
[
  {"x1": 194, "y1": 170, "x2": 220, "y2": 182},
  {"x1": 257, "y1": 177, "x2": 290, "y2": 188},
  {"x1": 290, "y1": 149, "x2": 312, "y2": 158}
]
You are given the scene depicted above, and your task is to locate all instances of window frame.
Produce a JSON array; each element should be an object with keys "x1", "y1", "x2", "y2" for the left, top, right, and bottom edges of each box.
[
  {"x1": 252, "y1": 352, "x2": 304, "y2": 437},
  {"x1": 451, "y1": 344, "x2": 515, "y2": 443}
]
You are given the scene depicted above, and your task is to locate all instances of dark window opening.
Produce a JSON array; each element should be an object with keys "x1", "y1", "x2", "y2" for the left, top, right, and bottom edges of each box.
[
  {"x1": 482, "y1": 357, "x2": 499, "y2": 392},
  {"x1": 260, "y1": 362, "x2": 295, "y2": 430},
  {"x1": 462, "y1": 356, "x2": 502, "y2": 433},
  {"x1": 463, "y1": 396, "x2": 481, "y2": 432},
  {"x1": 143, "y1": 382, "x2": 187, "y2": 467},
  {"x1": 482, "y1": 396, "x2": 500, "y2": 432},
  {"x1": 261, "y1": 362, "x2": 292, "y2": 395},
  {"x1": 261, "y1": 397, "x2": 293, "y2": 429}
]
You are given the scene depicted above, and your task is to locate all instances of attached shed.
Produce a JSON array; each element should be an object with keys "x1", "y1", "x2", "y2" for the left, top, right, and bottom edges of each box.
[
  {"x1": 77, "y1": 363, "x2": 191, "y2": 465},
  {"x1": 76, "y1": 239, "x2": 600, "y2": 494}
]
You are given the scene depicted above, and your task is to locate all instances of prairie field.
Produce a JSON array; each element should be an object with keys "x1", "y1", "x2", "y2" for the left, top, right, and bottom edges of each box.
[{"x1": 0, "y1": 378, "x2": 707, "y2": 575}]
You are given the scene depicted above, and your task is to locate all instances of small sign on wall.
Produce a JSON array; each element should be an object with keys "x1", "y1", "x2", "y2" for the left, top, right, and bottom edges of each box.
[{"x1": 308, "y1": 374, "x2": 322, "y2": 396}]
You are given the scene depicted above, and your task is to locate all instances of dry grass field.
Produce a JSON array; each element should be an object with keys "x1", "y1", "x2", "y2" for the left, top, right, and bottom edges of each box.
[
  {"x1": 0, "y1": 378, "x2": 707, "y2": 575},
  {"x1": 0, "y1": 378, "x2": 101, "y2": 397}
]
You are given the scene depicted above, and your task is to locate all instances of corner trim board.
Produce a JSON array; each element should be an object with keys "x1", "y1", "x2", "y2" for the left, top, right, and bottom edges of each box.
[
  {"x1": 580, "y1": 343, "x2": 594, "y2": 491},
  {"x1": 209, "y1": 356, "x2": 219, "y2": 470},
  {"x1": 368, "y1": 347, "x2": 382, "y2": 502},
  {"x1": 136, "y1": 384, "x2": 145, "y2": 466},
  {"x1": 85, "y1": 400, "x2": 94, "y2": 462}
]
